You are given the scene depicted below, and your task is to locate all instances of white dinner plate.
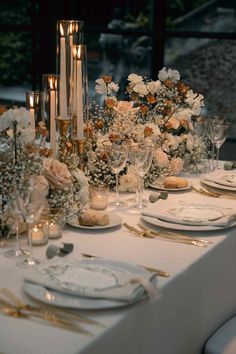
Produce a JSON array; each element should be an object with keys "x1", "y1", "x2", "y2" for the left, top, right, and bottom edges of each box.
[
  {"x1": 149, "y1": 181, "x2": 191, "y2": 192},
  {"x1": 141, "y1": 215, "x2": 236, "y2": 232},
  {"x1": 202, "y1": 179, "x2": 236, "y2": 192},
  {"x1": 67, "y1": 212, "x2": 122, "y2": 230},
  {"x1": 23, "y1": 259, "x2": 150, "y2": 310}
]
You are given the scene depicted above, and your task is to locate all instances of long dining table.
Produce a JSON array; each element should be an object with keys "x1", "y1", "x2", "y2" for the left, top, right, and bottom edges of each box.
[{"x1": 1, "y1": 169, "x2": 236, "y2": 354}]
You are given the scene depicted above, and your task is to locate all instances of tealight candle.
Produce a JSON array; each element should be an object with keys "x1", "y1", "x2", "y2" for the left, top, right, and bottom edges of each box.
[
  {"x1": 31, "y1": 224, "x2": 48, "y2": 246},
  {"x1": 46, "y1": 210, "x2": 64, "y2": 239},
  {"x1": 48, "y1": 221, "x2": 61, "y2": 239},
  {"x1": 89, "y1": 185, "x2": 108, "y2": 210}
]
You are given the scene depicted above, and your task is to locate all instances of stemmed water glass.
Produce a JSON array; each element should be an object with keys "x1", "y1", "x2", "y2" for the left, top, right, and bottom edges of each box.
[
  {"x1": 103, "y1": 140, "x2": 129, "y2": 207},
  {"x1": 15, "y1": 177, "x2": 46, "y2": 268},
  {"x1": 206, "y1": 118, "x2": 229, "y2": 169},
  {"x1": 130, "y1": 143, "x2": 153, "y2": 210},
  {"x1": 192, "y1": 118, "x2": 206, "y2": 173},
  {"x1": 4, "y1": 194, "x2": 29, "y2": 258}
]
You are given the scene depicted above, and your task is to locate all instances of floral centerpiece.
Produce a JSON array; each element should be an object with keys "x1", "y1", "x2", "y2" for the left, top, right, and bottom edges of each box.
[
  {"x1": 83, "y1": 67, "x2": 205, "y2": 192},
  {"x1": 0, "y1": 107, "x2": 88, "y2": 229}
]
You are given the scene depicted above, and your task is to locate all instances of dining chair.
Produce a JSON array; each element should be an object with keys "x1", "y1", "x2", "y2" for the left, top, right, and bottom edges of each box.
[{"x1": 204, "y1": 316, "x2": 236, "y2": 354}]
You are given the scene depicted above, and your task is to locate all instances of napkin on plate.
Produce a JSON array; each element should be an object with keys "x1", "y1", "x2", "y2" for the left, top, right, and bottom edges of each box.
[
  {"x1": 24, "y1": 261, "x2": 159, "y2": 303},
  {"x1": 141, "y1": 207, "x2": 236, "y2": 227},
  {"x1": 204, "y1": 171, "x2": 236, "y2": 187}
]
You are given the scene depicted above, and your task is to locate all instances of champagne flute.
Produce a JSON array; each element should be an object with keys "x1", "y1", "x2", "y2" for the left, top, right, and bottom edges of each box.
[
  {"x1": 130, "y1": 143, "x2": 153, "y2": 210},
  {"x1": 15, "y1": 177, "x2": 46, "y2": 268},
  {"x1": 206, "y1": 120, "x2": 229, "y2": 169},
  {"x1": 103, "y1": 140, "x2": 129, "y2": 207},
  {"x1": 4, "y1": 194, "x2": 29, "y2": 258}
]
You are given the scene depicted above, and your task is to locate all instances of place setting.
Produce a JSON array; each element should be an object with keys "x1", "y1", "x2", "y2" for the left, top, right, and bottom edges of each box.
[
  {"x1": 22, "y1": 257, "x2": 160, "y2": 311},
  {"x1": 140, "y1": 200, "x2": 236, "y2": 232},
  {"x1": 201, "y1": 170, "x2": 236, "y2": 193}
]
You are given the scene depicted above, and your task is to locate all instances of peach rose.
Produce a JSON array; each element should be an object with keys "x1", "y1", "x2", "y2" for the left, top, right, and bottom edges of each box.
[
  {"x1": 165, "y1": 116, "x2": 180, "y2": 130},
  {"x1": 43, "y1": 158, "x2": 72, "y2": 189},
  {"x1": 170, "y1": 157, "x2": 184, "y2": 175},
  {"x1": 153, "y1": 148, "x2": 169, "y2": 167},
  {"x1": 114, "y1": 101, "x2": 139, "y2": 115}
]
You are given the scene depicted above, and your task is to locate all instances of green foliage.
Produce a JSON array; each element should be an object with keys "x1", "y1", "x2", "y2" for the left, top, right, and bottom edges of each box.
[{"x1": 0, "y1": 0, "x2": 31, "y2": 86}]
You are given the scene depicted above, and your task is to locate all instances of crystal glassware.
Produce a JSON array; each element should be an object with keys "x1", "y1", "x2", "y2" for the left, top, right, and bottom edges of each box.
[
  {"x1": 103, "y1": 140, "x2": 129, "y2": 207},
  {"x1": 130, "y1": 143, "x2": 153, "y2": 210},
  {"x1": 4, "y1": 194, "x2": 29, "y2": 258},
  {"x1": 206, "y1": 118, "x2": 229, "y2": 170},
  {"x1": 15, "y1": 177, "x2": 46, "y2": 268}
]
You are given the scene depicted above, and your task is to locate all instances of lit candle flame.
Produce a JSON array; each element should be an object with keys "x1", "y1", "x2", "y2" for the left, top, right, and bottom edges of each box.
[
  {"x1": 60, "y1": 23, "x2": 64, "y2": 37},
  {"x1": 77, "y1": 45, "x2": 81, "y2": 60},
  {"x1": 68, "y1": 22, "x2": 73, "y2": 35},
  {"x1": 29, "y1": 95, "x2": 34, "y2": 108}
]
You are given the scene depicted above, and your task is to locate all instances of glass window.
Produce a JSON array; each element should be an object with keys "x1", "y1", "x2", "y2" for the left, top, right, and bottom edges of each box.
[
  {"x1": 166, "y1": 0, "x2": 236, "y2": 33},
  {"x1": 165, "y1": 37, "x2": 236, "y2": 138}
]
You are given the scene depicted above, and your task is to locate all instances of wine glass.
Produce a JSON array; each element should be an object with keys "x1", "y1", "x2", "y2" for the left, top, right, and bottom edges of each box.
[
  {"x1": 206, "y1": 119, "x2": 229, "y2": 169},
  {"x1": 192, "y1": 118, "x2": 206, "y2": 173},
  {"x1": 15, "y1": 177, "x2": 46, "y2": 268},
  {"x1": 4, "y1": 193, "x2": 29, "y2": 258},
  {"x1": 0, "y1": 196, "x2": 11, "y2": 249},
  {"x1": 130, "y1": 143, "x2": 153, "y2": 210},
  {"x1": 103, "y1": 140, "x2": 129, "y2": 207}
]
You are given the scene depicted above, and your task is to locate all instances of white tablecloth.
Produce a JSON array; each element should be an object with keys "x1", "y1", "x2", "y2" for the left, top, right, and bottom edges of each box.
[{"x1": 1, "y1": 172, "x2": 236, "y2": 354}]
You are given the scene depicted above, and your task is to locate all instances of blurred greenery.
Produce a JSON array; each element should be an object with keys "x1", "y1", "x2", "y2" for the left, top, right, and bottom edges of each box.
[{"x1": 0, "y1": 0, "x2": 31, "y2": 86}]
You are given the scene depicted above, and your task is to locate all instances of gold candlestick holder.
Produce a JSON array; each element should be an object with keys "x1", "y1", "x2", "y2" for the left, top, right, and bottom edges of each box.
[
  {"x1": 57, "y1": 118, "x2": 73, "y2": 163},
  {"x1": 71, "y1": 138, "x2": 86, "y2": 170}
]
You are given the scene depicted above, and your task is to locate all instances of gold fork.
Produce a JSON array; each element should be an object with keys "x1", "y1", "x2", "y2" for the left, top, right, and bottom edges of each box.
[
  {"x1": 123, "y1": 223, "x2": 207, "y2": 247},
  {"x1": 1, "y1": 288, "x2": 104, "y2": 328}
]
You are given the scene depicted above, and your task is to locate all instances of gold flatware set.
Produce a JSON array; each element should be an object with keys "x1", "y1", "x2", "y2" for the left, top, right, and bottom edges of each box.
[
  {"x1": 123, "y1": 223, "x2": 212, "y2": 248},
  {"x1": 192, "y1": 185, "x2": 236, "y2": 199},
  {"x1": 0, "y1": 288, "x2": 104, "y2": 334}
]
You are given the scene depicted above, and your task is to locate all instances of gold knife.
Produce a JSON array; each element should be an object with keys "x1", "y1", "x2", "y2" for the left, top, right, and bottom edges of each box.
[{"x1": 81, "y1": 253, "x2": 170, "y2": 278}]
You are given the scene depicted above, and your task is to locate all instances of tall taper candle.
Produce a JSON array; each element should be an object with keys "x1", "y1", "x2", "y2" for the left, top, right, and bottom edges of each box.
[
  {"x1": 59, "y1": 24, "x2": 67, "y2": 119},
  {"x1": 76, "y1": 46, "x2": 84, "y2": 139}
]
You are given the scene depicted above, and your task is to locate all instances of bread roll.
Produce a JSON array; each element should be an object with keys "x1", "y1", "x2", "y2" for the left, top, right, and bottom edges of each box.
[
  {"x1": 95, "y1": 212, "x2": 109, "y2": 226},
  {"x1": 164, "y1": 176, "x2": 188, "y2": 189},
  {"x1": 78, "y1": 209, "x2": 110, "y2": 226},
  {"x1": 79, "y1": 210, "x2": 97, "y2": 226}
]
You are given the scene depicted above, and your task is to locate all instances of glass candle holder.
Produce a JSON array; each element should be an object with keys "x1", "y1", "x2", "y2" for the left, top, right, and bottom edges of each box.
[
  {"x1": 26, "y1": 91, "x2": 47, "y2": 147},
  {"x1": 46, "y1": 210, "x2": 64, "y2": 239},
  {"x1": 42, "y1": 74, "x2": 59, "y2": 156},
  {"x1": 31, "y1": 219, "x2": 48, "y2": 246},
  {"x1": 71, "y1": 44, "x2": 88, "y2": 140},
  {"x1": 89, "y1": 185, "x2": 109, "y2": 210},
  {"x1": 56, "y1": 20, "x2": 84, "y2": 120}
]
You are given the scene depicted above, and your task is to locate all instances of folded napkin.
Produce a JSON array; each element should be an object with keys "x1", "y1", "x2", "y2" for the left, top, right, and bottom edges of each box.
[
  {"x1": 142, "y1": 206, "x2": 236, "y2": 227},
  {"x1": 204, "y1": 171, "x2": 236, "y2": 188},
  {"x1": 24, "y1": 261, "x2": 159, "y2": 303}
]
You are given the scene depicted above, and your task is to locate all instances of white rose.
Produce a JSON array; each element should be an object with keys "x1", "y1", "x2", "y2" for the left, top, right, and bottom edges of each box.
[
  {"x1": 95, "y1": 78, "x2": 107, "y2": 95},
  {"x1": 133, "y1": 83, "x2": 149, "y2": 97},
  {"x1": 20, "y1": 127, "x2": 35, "y2": 144},
  {"x1": 128, "y1": 73, "x2": 143, "y2": 88},
  {"x1": 147, "y1": 80, "x2": 162, "y2": 95}
]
